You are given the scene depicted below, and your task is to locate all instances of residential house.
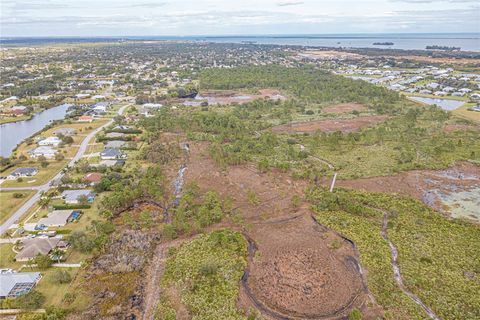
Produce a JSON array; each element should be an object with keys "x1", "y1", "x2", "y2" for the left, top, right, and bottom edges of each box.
[
  {"x1": 61, "y1": 190, "x2": 96, "y2": 204},
  {"x1": 7, "y1": 167, "x2": 38, "y2": 180},
  {"x1": 83, "y1": 172, "x2": 102, "y2": 184},
  {"x1": 54, "y1": 128, "x2": 77, "y2": 136},
  {"x1": 38, "y1": 136, "x2": 61, "y2": 147},
  {"x1": 77, "y1": 115, "x2": 94, "y2": 123},
  {"x1": 98, "y1": 159, "x2": 125, "y2": 167},
  {"x1": 36, "y1": 210, "x2": 79, "y2": 228},
  {"x1": 100, "y1": 148, "x2": 126, "y2": 160},
  {"x1": 28, "y1": 146, "x2": 57, "y2": 159},
  {"x1": 105, "y1": 140, "x2": 127, "y2": 149},
  {"x1": 15, "y1": 238, "x2": 62, "y2": 261},
  {"x1": 105, "y1": 132, "x2": 126, "y2": 139},
  {"x1": 0, "y1": 272, "x2": 41, "y2": 299}
]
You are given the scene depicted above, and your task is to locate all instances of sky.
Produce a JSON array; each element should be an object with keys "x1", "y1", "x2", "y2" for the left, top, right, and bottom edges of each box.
[{"x1": 1, "y1": 0, "x2": 479, "y2": 37}]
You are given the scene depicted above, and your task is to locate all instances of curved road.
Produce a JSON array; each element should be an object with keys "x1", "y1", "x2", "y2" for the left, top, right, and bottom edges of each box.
[{"x1": 0, "y1": 104, "x2": 130, "y2": 235}]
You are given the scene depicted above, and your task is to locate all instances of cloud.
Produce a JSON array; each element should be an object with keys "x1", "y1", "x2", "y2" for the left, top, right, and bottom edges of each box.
[
  {"x1": 390, "y1": 0, "x2": 477, "y2": 3},
  {"x1": 127, "y1": 2, "x2": 168, "y2": 8},
  {"x1": 277, "y1": 1, "x2": 304, "y2": 7}
]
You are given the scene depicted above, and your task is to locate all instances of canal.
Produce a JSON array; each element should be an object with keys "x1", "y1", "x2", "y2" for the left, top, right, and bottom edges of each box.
[{"x1": 0, "y1": 103, "x2": 72, "y2": 158}]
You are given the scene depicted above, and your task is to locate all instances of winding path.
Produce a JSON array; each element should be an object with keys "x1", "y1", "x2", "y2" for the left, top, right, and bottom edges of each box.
[
  {"x1": 379, "y1": 210, "x2": 441, "y2": 320},
  {"x1": 0, "y1": 104, "x2": 131, "y2": 235}
]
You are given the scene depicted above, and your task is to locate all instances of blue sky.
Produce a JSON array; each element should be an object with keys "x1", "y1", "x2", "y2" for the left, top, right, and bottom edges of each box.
[{"x1": 1, "y1": 0, "x2": 479, "y2": 36}]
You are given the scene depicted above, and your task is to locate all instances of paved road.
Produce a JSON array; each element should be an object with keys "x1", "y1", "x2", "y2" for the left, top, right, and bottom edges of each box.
[{"x1": 0, "y1": 104, "x2": 130, "y2": 235}]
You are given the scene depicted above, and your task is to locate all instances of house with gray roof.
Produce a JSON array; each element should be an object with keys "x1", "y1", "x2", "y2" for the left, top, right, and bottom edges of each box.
[
  {"x1": 61, "y1": 190, "x2": 95, "y2": 204},
  {"x1": 0, "y1": 272, "x2": 41, "y2": 299},
  {"x1": 105, "y1": 140, "x2": 127, "y2": 149},
  {"x1": 100, "y1": 148, "x2": 126, "y2": 160},
  {"x1": 36, "y1": 210, "x2": 76, "y2": 228},
  {"x1": 7, "y1": 167, "x2": 38, "y2": 180},
  {"x1": 54, "y1": 128, "x2": 77, "y2": 136},
  {"x1": 15, "y1": 238, "x2": 61, "y2": 261},
  {"x1": 28, "y1": 146, "x2": 57, "y2": 159}
]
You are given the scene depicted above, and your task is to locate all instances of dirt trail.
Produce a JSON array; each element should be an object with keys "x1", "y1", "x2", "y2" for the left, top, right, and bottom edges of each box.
[
  {"x1": 142, "y1": 238, "x2": 186, "y2": 320},
  {"x1": 379, "y1": 209, "x2": 441, "y2": 320}
]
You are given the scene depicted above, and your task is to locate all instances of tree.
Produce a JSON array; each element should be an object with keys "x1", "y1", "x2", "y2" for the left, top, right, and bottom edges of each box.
[
  {"x1": 69, "y1": 231, "x2": 94, "y2": 253},
  {"x1": 16, "y1": 290, "x2": 45, "y2": 310},
  {"x1": 51, "y1": 270, "x2": 72, "y2": 284},
  {"x1": 34, "y1": 254, "x2": 53, "y2": 270}
]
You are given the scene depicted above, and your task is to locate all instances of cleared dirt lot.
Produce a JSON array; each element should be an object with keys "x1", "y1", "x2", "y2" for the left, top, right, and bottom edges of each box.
[
  {"x1": 183, "y1": 142, "x2": 378, "y2": 319},
  {"x1": 271, "y1": 115, "x2": 388, "y2": 133},
  {"x1": 322, "y1": 103, "x2": 367, "y2": 114}
]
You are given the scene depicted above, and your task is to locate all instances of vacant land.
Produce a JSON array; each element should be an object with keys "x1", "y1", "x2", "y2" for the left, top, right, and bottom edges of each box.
[
  {"x1": 322, "y1": 103, "x2": 367, "y2": 113},
  {"x1": 0, "y1": 190, "x2": 35, "y2": 223},
  {"x1": 271, "y1": 115, "x2": 389, "y2": 133},
  {"x1": 337, "y1": 161, "x2": 480, "y2": 221}
]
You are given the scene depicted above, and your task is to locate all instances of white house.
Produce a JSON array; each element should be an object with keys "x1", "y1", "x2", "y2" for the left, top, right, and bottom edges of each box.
[
  {"x1": 38, "y1": 136, "x2": 61, "y2": 147},
  {"x1": 28, "y1": 146, "x2": 57, "y2": 159}
]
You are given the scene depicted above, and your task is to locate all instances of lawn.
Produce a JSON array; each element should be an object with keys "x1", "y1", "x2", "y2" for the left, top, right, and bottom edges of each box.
[
  {"x1": 33, "y1": 268, "x2": 80, "y2": 306},
  {"x1": 0, "y1": 190, "x2": 35, "y2": 224},
  {"x1": 1, "y1": 161, "x2": 66, "y2": 188},
  {"x1": 0, "y1": 243, "x2": 24, "y2": 270},
  {"x1": 452, "y1": 103, "x2": 480, "y2": 123}
]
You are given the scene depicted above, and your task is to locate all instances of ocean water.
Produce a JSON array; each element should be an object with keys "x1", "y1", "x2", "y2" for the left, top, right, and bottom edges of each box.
[{"x1": 1, "y1": 33, "x2": 479, "y2": 51}]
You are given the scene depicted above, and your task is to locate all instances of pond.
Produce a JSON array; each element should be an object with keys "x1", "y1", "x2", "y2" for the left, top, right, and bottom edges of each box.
[
  {"x1": 0, "y1": 103, "x2": 72, "y2": 158},
  {"x1": 408, "y1": 96, "x2": 465, "y2": 111}
]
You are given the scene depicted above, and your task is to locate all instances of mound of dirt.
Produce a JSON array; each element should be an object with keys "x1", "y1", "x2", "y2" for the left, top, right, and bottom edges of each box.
[
  {"x1": 271, "y1": 116, "x2": 388, "y2": 134},
  {"x1": 322, "y1": 103, "x2": 367, "y2": 114},
  {"x1": 183, "y1": 141, "x2": 378, "y2": 319},
  {"x1": 244, "y1": 214, "x2": 369, "y2": 319}
]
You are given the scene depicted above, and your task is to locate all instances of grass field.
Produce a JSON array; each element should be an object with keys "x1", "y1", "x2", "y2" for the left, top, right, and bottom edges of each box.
[{"x1": 0, "y1": 190, "x2": 35, "y2": 224}]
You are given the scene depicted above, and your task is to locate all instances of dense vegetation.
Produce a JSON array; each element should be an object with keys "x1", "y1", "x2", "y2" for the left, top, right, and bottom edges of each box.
[
  {"x1": 308, "y1": 187, "x2": 480, "y2": 320},
  {"x1": 200, "y1": 66, "x2": 401, "y2": 106},
  {"x1": 143, "y1": 66, "x2": 480, "y2": 180},
  {"x1": 158, "y1": 230, "x2": 248, "y2": 320}
]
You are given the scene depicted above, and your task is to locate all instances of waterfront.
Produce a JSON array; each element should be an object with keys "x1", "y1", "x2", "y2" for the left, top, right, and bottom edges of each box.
[
  {"x1": 0, "y1": 103, "x2": 72, "y2": 157},
  {"x1": 408, "y1": 96, "x2": 465, "y2": 111}
]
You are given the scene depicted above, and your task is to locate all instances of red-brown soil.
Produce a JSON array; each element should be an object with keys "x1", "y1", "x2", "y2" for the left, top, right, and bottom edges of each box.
[
  {"x1": 322, "y1": 103, "x2": 367, "y2": 114},
  {"x1": 444, "y1": 124, "x2": 480, "y2": 133},
  {"x1": 336, "y1": 161, "x2": 480, "y2": 214},
  {"x1": 271, "y1": 116, "x2": 388, "y2": 134},
  {"x1": 242, "y1": 214, "x2": 369, "y2": 319},
  {"x1": 182, "y1": 142, "x2": 379, "y2": 319}
]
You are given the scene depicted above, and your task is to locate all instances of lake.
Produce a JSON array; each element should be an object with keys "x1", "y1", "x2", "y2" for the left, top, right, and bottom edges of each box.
[
  {"x1": 408, "y1": 96, "x2": 465, "y2": 111},
  {"x1": 2, "y1": 33, "x2": 479, "y2": 51},
  {"x1": 0, "y1": 103, "x2": 72, "y2": 158}
]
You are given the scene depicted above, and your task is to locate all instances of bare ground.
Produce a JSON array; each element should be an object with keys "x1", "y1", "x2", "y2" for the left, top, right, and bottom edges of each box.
[
  {"x1": 180, "y1": 142, "x2": 380, "y2": 319},
  {"x1": 271, "y1": 116, "x2": 388, "y2": 134},
  {"x1": 336, "y1": 161, "x2": 480, "y2": 219},
  {"x1": 322, "y1": 103, "x2": 367, "y2": 114}
]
